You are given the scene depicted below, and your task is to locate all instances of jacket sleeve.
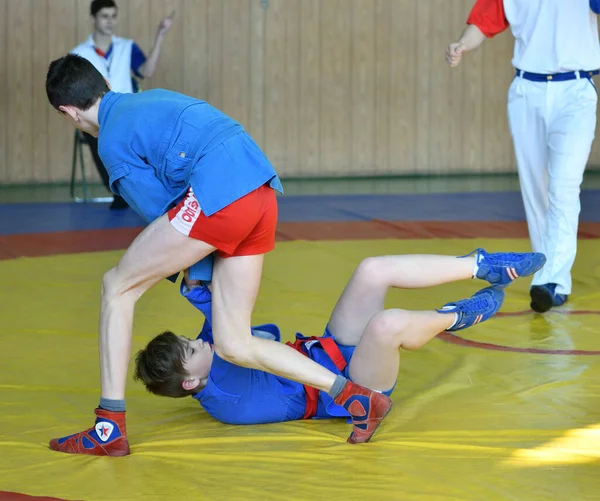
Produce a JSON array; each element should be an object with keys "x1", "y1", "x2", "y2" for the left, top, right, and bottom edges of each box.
[
  {"x1": 111, "y1": 162, "x2": 174, "y2": 223},
  {"x1": 466, "y1": 0, "x2": 509, "y2": 38}
]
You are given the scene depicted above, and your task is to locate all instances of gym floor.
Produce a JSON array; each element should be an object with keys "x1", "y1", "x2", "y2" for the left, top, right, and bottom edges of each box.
[{"x1": 1, "y1": 174, "x2": 599, "y2": 501}]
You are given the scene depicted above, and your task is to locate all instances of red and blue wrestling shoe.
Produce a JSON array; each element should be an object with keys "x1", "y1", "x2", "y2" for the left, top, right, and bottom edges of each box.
[
  {"x1": 334, "y1": 381, "x2": 393, "y2": 444},
  {"x1": 49, "y1": 408, "x2": 130, "y2": 456},
  {"x1": 464, "y1": 248, "x2": 546, "y2": 288},
  {"x1": 437, "y1": 286, "x2": 505, "y2": 331}
]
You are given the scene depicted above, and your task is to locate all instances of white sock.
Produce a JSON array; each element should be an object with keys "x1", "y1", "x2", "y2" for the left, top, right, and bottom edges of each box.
[
  {"x1": 439, "y1": 307, "x2": 459, "y2": 329},
  {"x1": 472, "y1": 252, "x2": 483, "y2": 279},
  {"x1": 448, "y1": 312, "x2": 459, "y2": 329}
]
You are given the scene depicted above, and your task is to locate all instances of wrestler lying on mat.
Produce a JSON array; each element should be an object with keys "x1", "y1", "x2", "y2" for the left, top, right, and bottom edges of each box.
[{"x1": 134, "y1": 249, "x2": 545, "y2": 433}]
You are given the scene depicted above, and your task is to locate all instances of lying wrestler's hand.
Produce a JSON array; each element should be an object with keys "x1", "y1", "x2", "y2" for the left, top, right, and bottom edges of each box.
[
  {"x1": 48, "y1": 408, "x2": 130, "y2": 456},
  {"x1": 183, "y1": 268, "x2": 202, "y2": 289}
]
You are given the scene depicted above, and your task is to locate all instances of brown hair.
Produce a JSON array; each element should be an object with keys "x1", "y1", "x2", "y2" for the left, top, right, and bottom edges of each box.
[
  {"x1": 91, "y1": 0, "x2": 117, "y2": 17},
  {"x1": 46, "y1": 54, "x2": 109, "y2": 111},
  {"x1": 133, "y1": 331, "x2": 196, "y2": 398}
]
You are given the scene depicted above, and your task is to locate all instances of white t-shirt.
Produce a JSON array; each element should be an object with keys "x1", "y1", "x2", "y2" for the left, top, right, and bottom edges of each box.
[
  {"x1": 71, "y1": 35, "x2": 136, "y2": 93},
  {"x1": 506, "y1": 0, "x2": 600, "y2": 73},
  {"x1": 468, "y1": 0, "x2": 600, "y2": 73}
]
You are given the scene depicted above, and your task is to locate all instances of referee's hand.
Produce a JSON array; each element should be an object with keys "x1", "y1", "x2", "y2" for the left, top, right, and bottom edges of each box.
[{"x1": 446, "y1": 42, "x2": 466, "y2": 67}]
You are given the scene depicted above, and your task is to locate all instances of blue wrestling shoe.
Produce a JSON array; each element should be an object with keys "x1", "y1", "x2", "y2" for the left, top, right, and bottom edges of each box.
[
  {"x1": 437, "y1": 286, "x2": 505, "y2": 332},
  {"x1": 463, "y1": 248, "x2": 547, "y2": 288},
  {"x1": 530, "y1": 283, "x2": 568, "y2": 313}
]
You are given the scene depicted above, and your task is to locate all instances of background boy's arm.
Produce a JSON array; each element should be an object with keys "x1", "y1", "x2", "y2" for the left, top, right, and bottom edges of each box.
[{"x1": 137, "y1": 12, "x2": 176, "y2": 78}]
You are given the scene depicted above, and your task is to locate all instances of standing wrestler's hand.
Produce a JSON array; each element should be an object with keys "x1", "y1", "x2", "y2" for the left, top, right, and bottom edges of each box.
[{"x1": 446, "y1": 42, "x2": 466, "y2": 67}]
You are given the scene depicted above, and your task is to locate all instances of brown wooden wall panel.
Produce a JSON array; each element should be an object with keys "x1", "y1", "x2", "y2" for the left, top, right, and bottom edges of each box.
[
  {"x1": 429, "y1": 0, "x2": 454, "y2": 173},
  {"x1": 222, "y1": 1, "x2": 245, "y2": 122},
  {"x1": 1, "y1": 0, "x2": 599, "y2": 186},
  {"x1": 284, "y1": 0, "x2": 301, "y2": 177},
  {"x1": 482, "y1": 31, "x2": 514, "y2": 172},
  {"x1": 206, "y1": 0, "x2": 223, "y2": 109},
  {"x1": 321, "y1": 0, "x2": 352, "y2": 177},
  {"x1": 47, "y1": 0, "x2": 79, "y2": 184},
  {"x1": 182, "y1": 0, "x2": 209, "y2": 101},
  {"x1": 389, "y1": 0, "x2": 417, "y2": 174},
  {"x1": 298, "y1": 0, "x2": 321, "y2": 176},
  {"x1": 7, "y1": 0, "x2": 33, "y2": 183},
  {"x1": 350, "y1": 0, "x2": 376, "y2": 177},
  {"x1": 373, "y1": 0, "x2": 391, "y2": 175},
  {"x1": 264, "y1": 0, "x2": 287, "y2": 174},
  {"x1": 248, "y1": 0, "x2": 266, "y2": 148},
  {"x1": 458, "y1": 0, "x2": 484, "y2": 173},
  {"x1": 151, "y1": 0, "x2": 183, "y2": 92},
  {"x1": 0, "y1": 0, "x2": 7, "y2": 183},
  {"x1": 31, "y1": 0, "x2": 49, "y2": 183}
]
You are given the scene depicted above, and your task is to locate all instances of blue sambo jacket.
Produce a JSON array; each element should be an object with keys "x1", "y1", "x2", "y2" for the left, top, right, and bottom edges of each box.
[{"x1": 96, "y1": 89, "x2": 283, "y2": 279}]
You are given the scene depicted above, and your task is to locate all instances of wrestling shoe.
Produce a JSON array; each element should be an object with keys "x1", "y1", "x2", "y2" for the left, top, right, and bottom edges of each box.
[
  {"x1": 334, "y1": 381, "x2": 393, "y2": 444},
  {"x1": 437, "y1": 286, "x2": 504, "y2": 332},
  {"x1": 462, "y1": 248, "x2": 546, "y2": 288},
  {"x1": 530, "y1": 283, "x2": 568, "y2": 313},
  {"x1": 49, "y1": 408, "x2": 130, "y2": 456}
]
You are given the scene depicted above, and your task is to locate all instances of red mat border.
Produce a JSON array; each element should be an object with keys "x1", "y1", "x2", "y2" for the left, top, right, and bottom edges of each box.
[{"x1": 2, "y1": 221, "x2": 600, "y2": 260}]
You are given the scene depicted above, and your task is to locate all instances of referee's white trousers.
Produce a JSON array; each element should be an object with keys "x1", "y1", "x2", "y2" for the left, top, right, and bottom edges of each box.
[{"x1": 507, "y1": 74, "x2": 597, "y2": 295}]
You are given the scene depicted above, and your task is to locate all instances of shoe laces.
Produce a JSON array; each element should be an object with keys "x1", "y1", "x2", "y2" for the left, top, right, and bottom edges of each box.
[
  {"x1": 458, "y1": 294, "x2": 493, "y2": 313},
  {"x1": 481, "y1": 251, "x2": 527, "y2": 266}
]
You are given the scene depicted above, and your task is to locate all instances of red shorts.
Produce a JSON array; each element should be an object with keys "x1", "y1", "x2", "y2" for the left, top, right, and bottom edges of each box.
[{"x1": 167, "y1": 184, "x2": 278, "y2": 258}]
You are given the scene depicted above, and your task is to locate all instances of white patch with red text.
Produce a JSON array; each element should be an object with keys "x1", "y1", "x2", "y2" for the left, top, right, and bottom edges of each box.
[
  {"x1": 95, "y1": 421, "x2": 115, "y2": 442},
  {"x1": 304, "y1": 340, "x2": 318, "y2": 351},
  {"x1": 171, "y1": 188, "x2": 202, "y2": 236}
]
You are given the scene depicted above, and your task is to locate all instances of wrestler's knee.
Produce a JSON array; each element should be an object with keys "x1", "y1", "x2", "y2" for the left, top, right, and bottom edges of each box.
[
  {"x1": 213, "y1": 335, "x2": 254, "y2": 367},
  {"x1": 366, "y1": 310, "x2": 412, "y2": 349},
  {"x1": 353, "y1": 256, "x2": 387, "y2": 285}
]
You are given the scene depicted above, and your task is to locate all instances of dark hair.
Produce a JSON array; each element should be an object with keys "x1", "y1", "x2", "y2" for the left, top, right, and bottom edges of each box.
[
  {"x1": 91, "y1": 0, "x2": 117, "y2": 17},
  {"x1": 46, "y1": 54, "x2": 109, "y2": 110},
  {"x1": 134, "y1": 331, "x2": 196, "y2": 398}
]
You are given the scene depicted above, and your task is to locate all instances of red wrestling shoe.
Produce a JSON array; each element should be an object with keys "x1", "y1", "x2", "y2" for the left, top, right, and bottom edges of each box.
[
  {"x1": 334, "y1": 381, "x2": 393, "y2": 444},
  {"x1": 49, "y1": 408, "x2": 130, "y2": 456}
]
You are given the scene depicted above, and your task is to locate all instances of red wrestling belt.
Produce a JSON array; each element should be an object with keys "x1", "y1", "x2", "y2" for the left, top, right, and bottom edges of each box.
[{"x1": 286, "y1": 336, "x2": 347, "y2": 419}]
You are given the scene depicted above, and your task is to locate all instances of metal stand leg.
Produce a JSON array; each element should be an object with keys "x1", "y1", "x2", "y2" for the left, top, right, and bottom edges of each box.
[{"x1": 70, "y1": 130, "x2": 113, "y2": 203}]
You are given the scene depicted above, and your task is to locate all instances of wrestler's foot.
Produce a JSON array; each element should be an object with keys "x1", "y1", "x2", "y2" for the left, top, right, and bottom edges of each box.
[
  {"x1": 49, "y1": 408, "x2": 130, "y2": 456},
  {"x1": 530, "y1": 283, "x2": 568, "y2": 313},
  {"x1": 334, "y1": 381, "x2": 392, "y2": 444},
  {"x1": 462, "y1": 248, "x2": 546, "y2": 288},
  {"x1": 438, "y1": 286, "x2": 504, "y2": 331}
]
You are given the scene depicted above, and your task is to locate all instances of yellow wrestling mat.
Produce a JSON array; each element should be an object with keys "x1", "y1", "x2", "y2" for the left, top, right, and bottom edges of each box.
[{"x1": 1, "y1": 239, "x2": 599, "y2": 501}]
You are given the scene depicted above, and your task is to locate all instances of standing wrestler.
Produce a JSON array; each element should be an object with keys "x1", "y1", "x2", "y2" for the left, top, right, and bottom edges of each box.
[
  {"x1": 45, "y1": 54, "x2": 393, "y2": 455},
  {"x1": 446, "y1": 0, "x2": 600, "y2": 312}
]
